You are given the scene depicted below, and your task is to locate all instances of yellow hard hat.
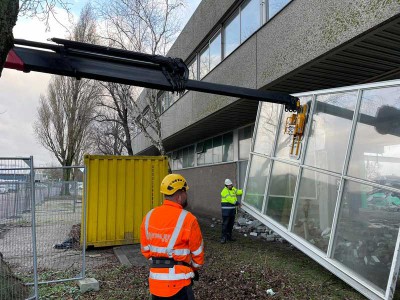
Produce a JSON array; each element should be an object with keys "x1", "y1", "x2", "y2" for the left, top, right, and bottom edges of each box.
[{"x1": 160, "y1": 174, "x2": 189, "y2": 195}]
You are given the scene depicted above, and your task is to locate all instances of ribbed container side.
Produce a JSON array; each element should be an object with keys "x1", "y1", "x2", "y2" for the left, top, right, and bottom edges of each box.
[{"x1": 82, "y1": 155, "x2": 169, "y2": 247}]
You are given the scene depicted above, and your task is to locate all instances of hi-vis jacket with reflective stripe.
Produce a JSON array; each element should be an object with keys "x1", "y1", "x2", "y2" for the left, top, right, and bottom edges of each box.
[
  {"x1": 221, "y1": 187, "x2": 243, "y2": 216},
  {"x1": 140, "y1": 200, "x2": 204, "y2": 297}
]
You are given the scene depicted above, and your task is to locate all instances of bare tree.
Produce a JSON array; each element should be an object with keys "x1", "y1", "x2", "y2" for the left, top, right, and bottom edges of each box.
[
  {"x1": 95, "y1": 83, "x2": 135, "y2": 155},
  {"x1": 34, "y1": 4, "x2": 100, "y2": 190},
  {"x1": 95, "y1": 0, "x2": 185, "y2": 156},
  {"x1": 19, "y1": 0, "x2": 72, "y2": 30},
  {"x1": 91, "y1": 111, "x2": 127, "y2": 155}
]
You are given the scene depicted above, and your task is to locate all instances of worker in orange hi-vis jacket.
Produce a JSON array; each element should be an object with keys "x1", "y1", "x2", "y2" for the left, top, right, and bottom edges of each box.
[{"x1": 140, "y1": 174, "x2": 205, "y2": 300}]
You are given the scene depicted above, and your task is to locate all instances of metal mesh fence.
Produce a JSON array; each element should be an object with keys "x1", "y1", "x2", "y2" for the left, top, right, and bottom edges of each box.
[{"x1": 0, "y1": 158, "x2": 86, "y2": 300}]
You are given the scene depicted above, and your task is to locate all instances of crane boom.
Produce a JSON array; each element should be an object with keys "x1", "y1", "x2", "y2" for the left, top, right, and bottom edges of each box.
[{"x1": 4, "y1": 38, "x2": 300, "y2": 111}]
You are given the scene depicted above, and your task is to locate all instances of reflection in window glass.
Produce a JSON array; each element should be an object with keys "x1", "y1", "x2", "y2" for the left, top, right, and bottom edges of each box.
[
  {"x1": 160, "y1": 92, "x2": 169, "y2": 113},
  {"x1": 244, "y1": 155, "x2": 271, "y2": 211},
  {"x1": 188, "y1": 58, "x2": 197, "y2": 80},
  {"x1": 199, "y1": 46, "x2": 209, "y2": 79},
  {"x1": 253, "y1": 103, "x2": 281, "y2": 155},
  {"x1": 185, "y1": 145, "x2": 195, "y2": 168},
  {"x1": 239, "y1": 125, "x2": 253, "y2": 160},
  {"x1": 224, "y1": 11, "x2": 240, "y2": 57},
  {"x1": 238, "y1": 160, "x2": 248, "y2": 188},
  {"x1": 169, "y1": 92, "x2": 178, "y2": 105},
  {"x1": 222, "y1": 132, "x2": 233, "y2": 162},
  {"x1": 241, "y1": 0, "x2": 260, "y2": 42},
  {"x1": 333, "y1": 180, "x2": 400, "y2": 292},
  {"x1": 269, "y1": 0, "x2": 291, "y2": 19},
  {"x1": 175, "y1": 149, "x2": 183, "y2": 169},
  {"x1": 266, "y1": 161, "x2": 298, "y2": 227},
  {"x1": 348, "y1": 86, "x2": 400, "y2": 188},
  {"x1": 213, "y1": 136, "x2": 222, "y2": 162},
  {"x1": 209, "y1": 32, "x2": 222, "y2": 71},
  {"x1": 292, "y1": 170, "x2": 340, "y2": 252},
  {"x1": 305, "y1": 92, "x2": 357, "y2": 173},
  {"x1": 204, "y1": 138, "x2": 213, "y2": 164}
]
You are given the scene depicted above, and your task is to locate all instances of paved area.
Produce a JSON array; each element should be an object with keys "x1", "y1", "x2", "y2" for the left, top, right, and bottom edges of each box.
[{"x1": 113, "y1": 244, "x2": 148, "y2": 267}]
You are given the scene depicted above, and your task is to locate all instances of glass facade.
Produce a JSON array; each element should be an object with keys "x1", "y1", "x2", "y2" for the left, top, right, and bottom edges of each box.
[
  {"x1": 348, "y1": 86, "x2": 400, "y2": 183},
  {"x1": 238, "y1": 125, "x2": 253, "y2": 160},
  {"x1": 244, "y1": 81, "x2": 400, "y2": 299},
  {"x1": 224, "y1": 11, "x2": 240, "y2": 57},
  {"x1": 246, "y1": 155, "x2": 270, "y2": 211},
  {"x1": 266, "y1": 161, "x2": 298, "y2": 227},
  {"x1": 241, "y1": 0, "x2": 261, "y2": 42},
  {"x1": 269, "y1": 0, "x2": 291, "y2": 18},
  {"x1": 209, "y1": 32, "x2": 222, "y2": 71},
  {"x1": 305, "y1": 92, "x2": 358, "y2": 173},
  {"x1": 333, "y1": 180, "x2": 400, "y2": 292},
  {"x1": 253, "y1": 102, "x2": 281, "y2": 155},
  {"x1": 292, "y1": 169, "x2": 340, "y2": 252},
  {"x1": 170, "y1": 130, "x2": 236, "y2": 169}
]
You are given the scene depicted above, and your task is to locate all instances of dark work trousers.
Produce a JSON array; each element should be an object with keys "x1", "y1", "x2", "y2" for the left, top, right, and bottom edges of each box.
[
  {"x1": 222, "y1": 214, "x2": 235, "y2": 240},
  {"x1": 151, "y1": 284, "x2": 195, "y2": 300}
]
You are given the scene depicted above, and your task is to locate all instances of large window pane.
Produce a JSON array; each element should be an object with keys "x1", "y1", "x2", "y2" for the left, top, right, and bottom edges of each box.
[
  {"x1": 238, "y1": 160, "x2": 248, "y2": 188},
  {"x1": 204, "y1": 139, "x2": 213, "y2": 164},
  {"x1": 333, "y1": 180, "x2": 400, "y2": 293},
  {"x1": 213, "y1": 135, "x2": 222, "y2": 163},
  {"x1": 253, "y1": 102, "x2": 280, "y2": 155},
  {"x1": 174, "y1": 149, "x2": 182, "y2": 169},
  {"x1": 305, "y1": 92, "x2": 357, "y2": 173},
  {"x1": 239, "y1": 125, "x2": 253, "y2": 160},
  {"x1": 348, "y1": 86, "x2": 400, "y2": 188},
  {"x1": 269, "y1": 0, "x2": 291, "y2": 19},
  {"x1": 222, "y1": 132, "x2": 233, "y2": 162},
  {"x1": 244, "y1": 155, "x2": 271, "y2": 211},
  {"x1": 209, "y1": 32, "x2": 221, "y2": 71},
  {"x1": 188, "y1": 58, "x2": 197, "y2": 80},
  {"x1": 266, "y1": 161, "x2": 298, "y2": 227},
  {"x1": 292, "y1": 170, "x2": 340, "y2": 252},
  {"x1": 196, "y1": 142, "x2": 205, "y2": 165},
  {"x1": 187, "y1": 145, "x2": 195, "y2": 168},
  {"x1": 199, "y1": 46, "x2": 209, "y2": 79},
  {"x1": 241, "y1": 0, "x2": 260, "y2": 42},
  {"x1": 224, "y1": 11, "x2": 240, "y2": 57},
  {"x1": 160, "y1": 92, "x2": 169, "y2": 113}
]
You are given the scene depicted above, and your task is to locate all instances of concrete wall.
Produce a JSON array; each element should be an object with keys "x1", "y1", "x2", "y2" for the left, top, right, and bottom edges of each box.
[
  {"x1": 255, "y1": 0, "x2": 400, "y2": 89},
  {"x1": 133, "y1": 0, "x2": 400, "y2": 154},
  {"x1": 178, "y1": 162, "x2": 237, "y2": 218}
]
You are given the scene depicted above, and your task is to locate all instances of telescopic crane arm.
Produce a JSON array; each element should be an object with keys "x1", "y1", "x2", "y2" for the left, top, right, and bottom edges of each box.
[{"x1": 4, "y1": 38, "x2": 300, "y2": 112}]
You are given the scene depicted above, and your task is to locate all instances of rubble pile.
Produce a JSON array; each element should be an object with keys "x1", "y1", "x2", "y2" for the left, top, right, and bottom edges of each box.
[{"x1": 209, "y1": 211, "x2": 287, "y2": 243}]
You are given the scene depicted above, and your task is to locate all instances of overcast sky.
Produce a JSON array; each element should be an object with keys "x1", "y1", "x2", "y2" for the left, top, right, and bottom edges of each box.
[{"x1": 0, "y1": 0, "x2": 201, "y2": 167}]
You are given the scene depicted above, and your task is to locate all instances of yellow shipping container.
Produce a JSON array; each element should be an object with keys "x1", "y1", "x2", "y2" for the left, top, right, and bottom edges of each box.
[{"x1": 82, "y1": 155, "x2": 169, "y2": 248}]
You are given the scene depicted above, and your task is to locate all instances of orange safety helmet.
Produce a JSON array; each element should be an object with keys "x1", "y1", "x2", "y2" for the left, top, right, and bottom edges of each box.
[{"x1": 160, "y1": 174, "x2": 189, "y2": 195}]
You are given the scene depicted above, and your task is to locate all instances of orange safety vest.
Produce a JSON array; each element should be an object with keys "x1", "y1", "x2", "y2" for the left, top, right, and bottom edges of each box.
[{"x1": 140, "y1": 200, "x2": 205, "y2": 297}]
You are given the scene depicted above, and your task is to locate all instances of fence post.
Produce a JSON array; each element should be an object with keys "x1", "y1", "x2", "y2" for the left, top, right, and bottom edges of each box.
[
  {"x1": 29, "y1": 156, "x2": 39, "y2": 299},
  {"x1": 81, "y1": 167, "x2": 87, "y2": 279}
]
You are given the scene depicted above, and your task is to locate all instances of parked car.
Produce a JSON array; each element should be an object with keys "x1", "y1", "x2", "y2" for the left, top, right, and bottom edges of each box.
[{"x1": 0, "y1": 187, "x2": 7, "y2": 194}]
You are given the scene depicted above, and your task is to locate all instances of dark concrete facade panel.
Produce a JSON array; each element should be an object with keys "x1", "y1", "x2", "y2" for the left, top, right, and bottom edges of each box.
[{"x1": 180, "y1": 163, "x2": 237, "y2": 218}]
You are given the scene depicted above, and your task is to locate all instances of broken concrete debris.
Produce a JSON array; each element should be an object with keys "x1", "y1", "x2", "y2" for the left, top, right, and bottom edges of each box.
[{"x1": 211, "y1": 211, "x2": 288, "y2": 244}]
